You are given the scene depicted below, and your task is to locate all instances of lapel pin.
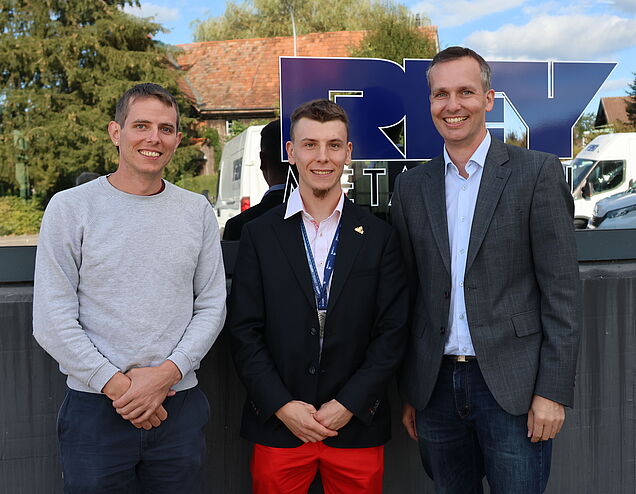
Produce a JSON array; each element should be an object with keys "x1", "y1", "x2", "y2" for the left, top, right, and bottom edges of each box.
[{"x1": 354, "y1": 226, "x2": 364, "y2": 235}]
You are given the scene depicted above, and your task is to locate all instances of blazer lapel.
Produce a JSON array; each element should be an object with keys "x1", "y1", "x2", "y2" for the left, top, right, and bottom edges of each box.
[
  {"x1": 466, "y1": 139, "x2": 512, "y2": 271},
  {"x1": 421, "y1": 157, "x2": 451, "y2": 275},
  {"x1": 327, "y1": 199, "x2": 364, "y2": 313},
  {"x1": 271, "y1": 210, "x2": 316, "y2": 309}
]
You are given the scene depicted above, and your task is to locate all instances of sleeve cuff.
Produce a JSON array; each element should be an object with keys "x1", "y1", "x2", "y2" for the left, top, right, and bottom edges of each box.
[
  {"x1": 90, "y1": 362, "x2": 120, "y2": 394},
  {"x1": 167, "y1": 350, "x2": 192, "y2": 382}
]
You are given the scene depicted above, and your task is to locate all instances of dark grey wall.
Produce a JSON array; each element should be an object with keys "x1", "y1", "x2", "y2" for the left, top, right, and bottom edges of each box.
[{"x1": 1, "y1": 262, "x2": 635, "y2": 493}]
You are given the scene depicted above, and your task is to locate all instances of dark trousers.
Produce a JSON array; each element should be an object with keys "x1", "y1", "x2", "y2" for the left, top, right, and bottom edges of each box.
[
  {"x1": 58, "y1": 386, "x2": 210, "y2": 494},
  {"x1": 416, "y1": 359, "x2": 552, "y2": 494}
]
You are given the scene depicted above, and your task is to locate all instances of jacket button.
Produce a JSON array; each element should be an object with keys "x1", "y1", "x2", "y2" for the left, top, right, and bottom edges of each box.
[
  {"x1": 440, "y1": 326, "x2": 446, "y2": 334},
  {"x1": 309, "y1": 365, "x2": 316, "y2": 375},
  {"x1": 443, "y1": 291, "x2": 450, "y2": 298},
  {"x1": 310, "y1": 327, "x2": 317, "y2": 336}
]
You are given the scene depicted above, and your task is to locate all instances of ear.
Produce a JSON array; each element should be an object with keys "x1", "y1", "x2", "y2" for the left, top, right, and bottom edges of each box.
[
  {"x1": 175, "y1": 131, "x2": 183, "y2": 150},
  {"x1": 345, "y1": 141, "x2": 353, "y2": 165},
  {"x1": 107, "y1": 121, "x2": 121, "y2": 146},
  {"x1": 485, "y1": 88, "x2": 495, "y2": 112},
  {"x1": 285, "y1": 140, "x2": 296, "y2": 164}
]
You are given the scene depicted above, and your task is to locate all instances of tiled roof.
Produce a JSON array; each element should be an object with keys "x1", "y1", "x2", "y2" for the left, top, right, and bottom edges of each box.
[
  {"x1": 595, "y1": 96, "x2": 630, "y2": 127},
  {"x1": 176, "y1": 28, "x2": 438, "y2": 114}
]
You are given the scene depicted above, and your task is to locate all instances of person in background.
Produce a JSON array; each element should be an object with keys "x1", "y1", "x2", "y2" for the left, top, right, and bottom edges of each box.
[{"x1": 223, "y1": 119, "x2": 291, "y2": 241}]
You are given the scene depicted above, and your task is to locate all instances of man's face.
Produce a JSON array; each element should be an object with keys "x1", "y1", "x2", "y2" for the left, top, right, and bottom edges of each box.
[
  {"x1": 286, "y1": 117, "x2": 351, "y2": 199},
  {"x1": 428, "y1": 56, "x2": 494, "y2": 149},
  {"x1": 108, "y1": 96, "x2": 182, "y2": 179}
]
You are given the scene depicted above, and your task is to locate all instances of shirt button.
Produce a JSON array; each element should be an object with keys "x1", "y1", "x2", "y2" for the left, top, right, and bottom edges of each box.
[
  {"x1": 461, "y1": 186, "x2": 467, "y2": 191},
  {"x1": 462, "y1": 347, "x2": 467, "y2": 352},
  {"x1": 461, "y1": 216, "x2": 465, "y2": 222},
  {"x1": 459, "y1": 248, "x2": 465, "y2": 255},
  {"x1": 460, "y1": 282, "x2": 464, "y2": 287},
  {"x1": 459, "y1": 313, "x2": 465, "y2": 320}
]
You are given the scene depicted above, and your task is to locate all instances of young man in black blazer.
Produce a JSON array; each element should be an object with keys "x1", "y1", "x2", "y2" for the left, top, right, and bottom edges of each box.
[{"x1": 228, "y1": 99, "x2": 408, "y2": 494}]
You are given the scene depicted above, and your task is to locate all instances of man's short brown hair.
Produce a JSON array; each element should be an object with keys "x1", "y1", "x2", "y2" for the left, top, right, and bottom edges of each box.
[
  {"x1": 426, "y1": 46, "x2": 492, "y2": 92},
  {"x1": 289, "y1": 99, "x2": 350, "y2": 141},
  {"x1": 115, "y1": 83, "x2": 180, "y2": 129}
]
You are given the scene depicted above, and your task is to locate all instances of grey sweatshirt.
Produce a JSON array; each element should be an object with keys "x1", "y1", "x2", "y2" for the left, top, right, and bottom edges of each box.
[{"x1": 33, "y1": 176, "x2": 226, "y2": 394}]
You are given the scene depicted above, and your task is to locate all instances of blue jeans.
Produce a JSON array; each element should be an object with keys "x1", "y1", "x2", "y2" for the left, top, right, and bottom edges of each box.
[
  {"x1": 416, "y1": 359, "x2": 551, "y2": 494},
  {"x1": 58, "y1": 386, "x2": 210, "y2": 494}
]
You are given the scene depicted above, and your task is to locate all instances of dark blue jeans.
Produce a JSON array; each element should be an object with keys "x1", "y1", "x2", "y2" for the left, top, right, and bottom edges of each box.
[
  {"x1": 58, "y1": 386, "x2": 210, "y2": 494},
  {"x1": 416, "y1": 359, "x2": 551, "y2": 494}
]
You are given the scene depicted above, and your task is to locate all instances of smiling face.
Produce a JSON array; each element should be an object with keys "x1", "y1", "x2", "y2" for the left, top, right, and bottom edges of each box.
[
  {"x1": 108, "y1": 96, "x2": 182, "y2": 181},
  {"x1": 286, "y1": 117, "x2": 352, "y2": 200},
  {"x1": 428, "y1": 56, "x2": 494, "y2": 154}
]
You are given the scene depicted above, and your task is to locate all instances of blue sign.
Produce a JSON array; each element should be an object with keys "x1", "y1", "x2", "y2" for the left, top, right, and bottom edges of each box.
[{"x1": 280, "y1": 57, "x2": 615, "y2": 159}]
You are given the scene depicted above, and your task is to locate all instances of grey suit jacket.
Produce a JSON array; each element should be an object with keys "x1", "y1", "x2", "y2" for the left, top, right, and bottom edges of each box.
[{"x1": 392, "y1": 137, "x2": 580, "y2": 415}]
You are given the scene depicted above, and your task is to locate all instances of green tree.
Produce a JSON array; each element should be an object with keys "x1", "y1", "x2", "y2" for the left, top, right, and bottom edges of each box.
[
  {"x1": 573, "y1": 112, "x2": 597, "y2": 156},
  {"x1": 192, "y1": 0, "x2": 426, "y2": 42},
  {"x1": 350, "y1": 13, "x2": 436, "y2": 64},
  {"x1": 626, "y1": 72, "x2": 636, "y2": 128},
  {"x1": 0, "y1": 0, "x2": 204, "y2": 201}
]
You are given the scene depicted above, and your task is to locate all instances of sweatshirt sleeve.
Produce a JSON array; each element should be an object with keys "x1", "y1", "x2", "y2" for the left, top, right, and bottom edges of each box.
[
  {"x1": 167, "y1": 202, "x2": 227, "y2": 378},
  {"x1": 32, "y1": 194, "x2": 120, "y2": 393}
]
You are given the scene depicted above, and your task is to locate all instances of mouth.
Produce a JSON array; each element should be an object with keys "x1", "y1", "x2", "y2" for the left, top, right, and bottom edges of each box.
[
  {"x1": 139, "y1": 150, "x2": 162, "y2": 158},
  {"x1": 311, "y1": 169, "x2": 333, "y2": 176},
  {"x1": 443, "y1": 116, "x2": 468, "y2": 124}
]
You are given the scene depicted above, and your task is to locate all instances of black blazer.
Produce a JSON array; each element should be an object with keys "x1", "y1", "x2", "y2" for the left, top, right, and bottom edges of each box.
[
  {"x1": 222, "y1": 188, "x2": 285, "y2": 241},
  {"x1": 227, "y1": 199, "x2": 408, "y2": 448}
]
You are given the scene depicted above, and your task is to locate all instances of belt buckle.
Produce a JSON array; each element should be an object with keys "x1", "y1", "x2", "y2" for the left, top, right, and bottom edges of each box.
[{"x1": 457, "y1": 355, "x2": 468, "y2": 363}]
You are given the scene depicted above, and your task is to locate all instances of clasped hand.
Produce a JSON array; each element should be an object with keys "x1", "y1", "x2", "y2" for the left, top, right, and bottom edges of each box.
[
  {"x1": 275, "y1": 399, "x2": 353, "y2": 443},
  {"x1": 102, "y1": 361, "x2": 181, "y2": 430}
]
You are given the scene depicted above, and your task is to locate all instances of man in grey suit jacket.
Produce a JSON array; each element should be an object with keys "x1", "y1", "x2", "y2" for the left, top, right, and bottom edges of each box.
[{"x1": 392, "y1": 46, "x2": 580, "y2": 493}]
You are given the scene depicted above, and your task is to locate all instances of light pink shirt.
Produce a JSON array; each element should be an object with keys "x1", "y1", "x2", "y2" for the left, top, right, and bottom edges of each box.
[{"x1": 284, "y1": 187, "x2": 344, "y2": 289}]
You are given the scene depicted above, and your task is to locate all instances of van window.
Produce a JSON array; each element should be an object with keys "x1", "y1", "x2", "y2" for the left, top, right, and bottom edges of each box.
[
  {"x1": 232, "y1": 158, "x2": 242, "y2": 181},
  {"x1": 571, "y1": 158, "x2": 596, "y2": 190},
  {"x1": 585, "y1": 160, "x2": 625, "y2": 195}
]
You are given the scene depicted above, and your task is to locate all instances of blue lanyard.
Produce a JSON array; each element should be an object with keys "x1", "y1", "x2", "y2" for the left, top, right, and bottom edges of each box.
[{"x1": 300, "y1": 218, "x2": 342, "y2": 311}]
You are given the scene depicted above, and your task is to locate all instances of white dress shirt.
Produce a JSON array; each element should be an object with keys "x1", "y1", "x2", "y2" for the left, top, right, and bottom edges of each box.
[
  {"x1": 284, "y1": 187, "x2": 344, "y2": 289},
  {"x1": 444, "y1": 131, "x2": 491, "y2": 356}
]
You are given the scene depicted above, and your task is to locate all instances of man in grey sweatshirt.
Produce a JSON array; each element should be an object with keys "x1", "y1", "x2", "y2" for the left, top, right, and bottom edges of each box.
[{"x1": 33, "y1": 83, "x2": 226, "y2": 493}]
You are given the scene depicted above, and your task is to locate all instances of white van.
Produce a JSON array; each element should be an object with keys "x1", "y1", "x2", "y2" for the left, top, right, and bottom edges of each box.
[
  {"x1": 570, "y1": 133, "x2": 636, "y2": 228},
  {"x1": 214, "y1": 125, "x2": 268, "y2": 230}
]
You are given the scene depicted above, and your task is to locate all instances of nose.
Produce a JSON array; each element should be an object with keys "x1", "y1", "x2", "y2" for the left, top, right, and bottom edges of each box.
[
  {"x1": 145, "y1": 126, "x2": 160, "y2": 143},
  {"x1": 446, "y1": 93, "x2": 462, "y2": 112},
  {"x1": 316, "y1": 144, "x2": 329, "y2": 162}
]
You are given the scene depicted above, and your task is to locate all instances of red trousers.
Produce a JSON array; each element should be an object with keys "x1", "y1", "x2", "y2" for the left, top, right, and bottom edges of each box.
[{"x1": 251, "y1": 442, "x2": 384, "y2": 494}]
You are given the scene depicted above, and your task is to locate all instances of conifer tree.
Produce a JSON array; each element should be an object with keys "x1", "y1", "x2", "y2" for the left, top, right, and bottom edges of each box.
[
  {"x1": 0, "y1": 0, "x2": 202, "y2": 201},
  {"x1": 626, "y1": 73, "x2": 636, "y2": 128}
]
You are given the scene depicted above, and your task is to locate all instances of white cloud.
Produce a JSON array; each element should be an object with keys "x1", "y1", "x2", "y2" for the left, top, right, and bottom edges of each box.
[
  {"x1": 600, "y1": 77, "x2": 631, "y2": 92},
  {"x1": 465, "y1": 14, "x2": 636, "y2": 60},
  {"x1": 609, "y1": 0, "x2": 636, "y2": 14},
  {"x1": 410, "y1": 0, "x2": 528, "y2": 28},
  {"x1": 122, "y1": 2, "x2": 180, "y2": 23}
]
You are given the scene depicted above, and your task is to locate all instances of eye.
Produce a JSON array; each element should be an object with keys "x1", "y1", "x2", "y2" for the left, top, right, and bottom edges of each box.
[
  {"x1": 161, "y1": 126, "x2": 174, "y2": 134},
  {"x1": 134, "y1": 123, "x2": 146, "y2": 130},
  {"x1": 462, "y1": 89, "x2": 474, "y2": 96},
  {"x1": 304, "y1": 142, "x2": 315, "y2": 148},
  {"x1": 330, "y1": 143, "x2": 341, "y2": 149},
  {"x1": 433, "y1": 91, "x2": 447, "y2": 99}
]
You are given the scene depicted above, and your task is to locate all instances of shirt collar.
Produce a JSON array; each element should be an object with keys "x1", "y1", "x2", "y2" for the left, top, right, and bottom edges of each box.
[
  {"x1": 443, "y1": 131, "x2": 491, "y2": 175},
  {"x1": 284, "y1": 187, "x2": 345, "y2": 222}
]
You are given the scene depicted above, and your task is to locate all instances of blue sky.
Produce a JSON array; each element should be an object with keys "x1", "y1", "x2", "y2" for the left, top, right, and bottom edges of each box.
[{"x1": 125, "y1": 0, "x2": 636, "y2": 116}]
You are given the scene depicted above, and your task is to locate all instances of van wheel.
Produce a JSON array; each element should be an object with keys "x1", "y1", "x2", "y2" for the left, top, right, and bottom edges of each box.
[{"x1": 574, "y1": 218, "x2": 588, "y2": 230}]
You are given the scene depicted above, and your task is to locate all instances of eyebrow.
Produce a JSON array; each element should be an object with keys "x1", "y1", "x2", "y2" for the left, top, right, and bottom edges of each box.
[{"x1": 130, "y1": 119, "x2": 176, "y2": 130}]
